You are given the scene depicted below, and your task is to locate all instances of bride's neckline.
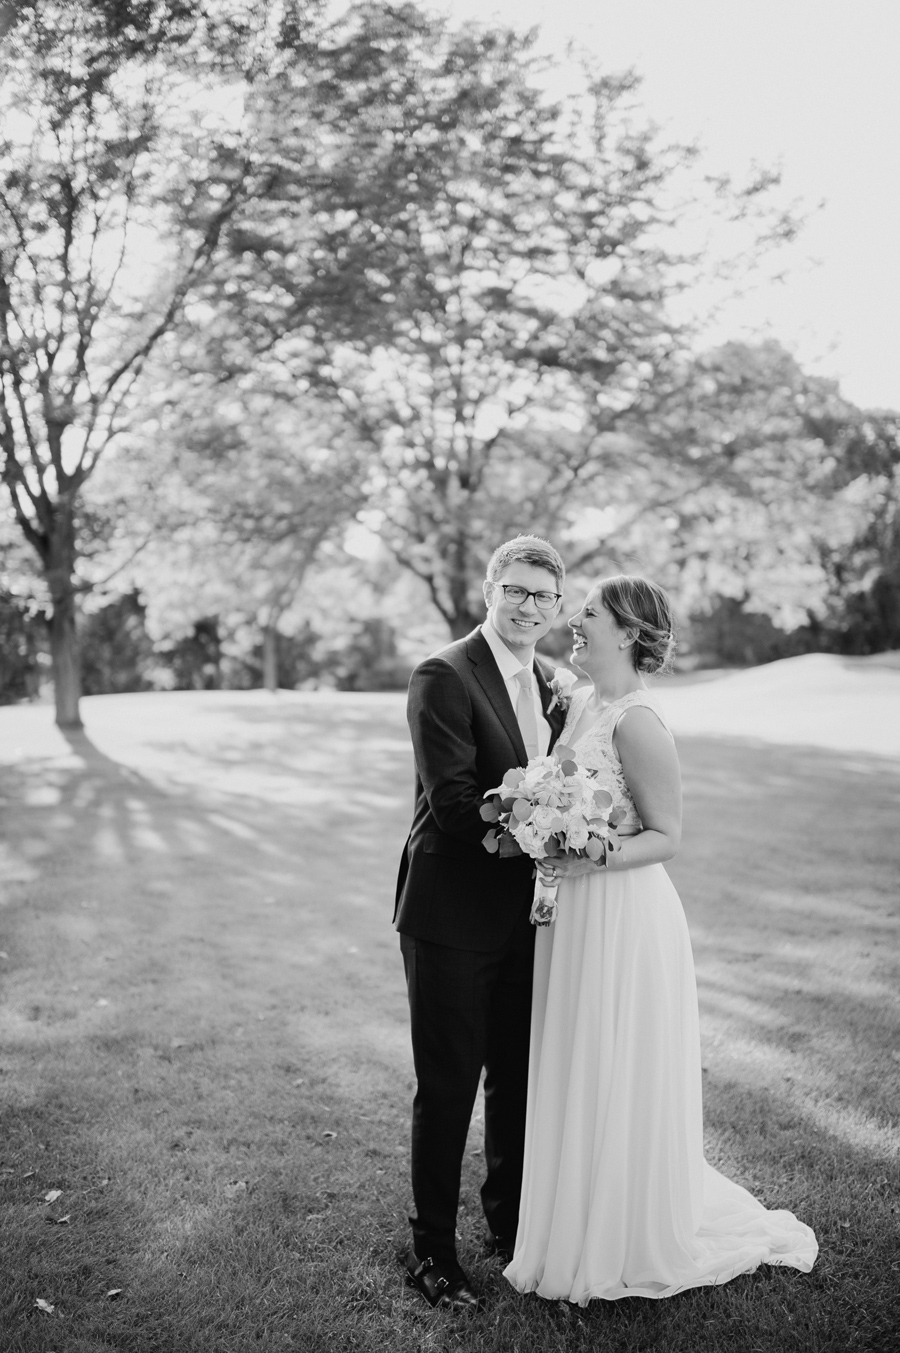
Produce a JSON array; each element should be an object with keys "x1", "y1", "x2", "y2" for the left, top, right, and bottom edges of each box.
[
  {"x1": 576, "y1": 685, "x2": 647, "y2": 710},
  {"x1": 566, "y1": 686, "x2": 648, "y2": 745}
]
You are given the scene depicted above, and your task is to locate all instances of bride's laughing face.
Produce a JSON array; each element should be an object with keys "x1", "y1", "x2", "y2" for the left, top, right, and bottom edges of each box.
[{"x1": 568, "y1": 587, "x2": 629, "y2": 673}]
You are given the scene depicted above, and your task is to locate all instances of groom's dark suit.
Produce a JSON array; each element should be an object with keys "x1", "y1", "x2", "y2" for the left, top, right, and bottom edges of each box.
[{"x1": 395, "y1": 625, "x2": 565, "y2": 1263}]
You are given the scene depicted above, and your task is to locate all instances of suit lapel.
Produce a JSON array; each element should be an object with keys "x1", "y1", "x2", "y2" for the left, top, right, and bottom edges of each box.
[
  {"x1": 466, "y1": 627, "x2": 528, "y2": 765},
  {"x1": 534, "y1": 658, "x2": 566, "y2": 749}
]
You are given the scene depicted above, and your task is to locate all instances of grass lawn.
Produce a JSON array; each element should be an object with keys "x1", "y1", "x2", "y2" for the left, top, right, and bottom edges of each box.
[{"x1": 1, "y1": 662, "x2": 898, "y2": 1353}]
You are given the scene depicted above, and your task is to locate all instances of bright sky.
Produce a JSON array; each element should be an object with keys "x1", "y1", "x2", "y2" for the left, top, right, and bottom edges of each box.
[{"x1": 437, "y1": 0, "x2": 900, "y2": 410}]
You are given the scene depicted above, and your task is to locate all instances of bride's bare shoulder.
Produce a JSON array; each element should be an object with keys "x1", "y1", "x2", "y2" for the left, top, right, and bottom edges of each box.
[{"x1": 613, "y1": 702, "x2": 676, "y2": 759}]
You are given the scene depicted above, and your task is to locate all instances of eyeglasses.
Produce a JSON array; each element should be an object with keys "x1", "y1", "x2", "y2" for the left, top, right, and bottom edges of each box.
[{"x1": 497, "y1": 584, "x2": 562, "y2": 611}]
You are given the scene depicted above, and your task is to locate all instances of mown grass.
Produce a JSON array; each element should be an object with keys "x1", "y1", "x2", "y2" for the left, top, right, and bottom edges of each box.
[{"x1": 1, "y1": 689, "x2": 898, "y2": 1352}]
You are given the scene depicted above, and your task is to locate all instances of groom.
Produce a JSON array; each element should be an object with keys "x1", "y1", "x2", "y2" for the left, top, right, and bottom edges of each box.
[{"x1": 394, "y1": 534, "x2": 567, "y2": 1312}]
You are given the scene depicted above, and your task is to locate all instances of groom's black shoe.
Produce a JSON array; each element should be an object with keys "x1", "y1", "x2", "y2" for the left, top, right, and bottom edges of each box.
[
  {"x1": 484, "y1": 1232, "x2": 515, "y2": 1263},
  {"x1": 404, "y1": 1247, "x2": 483, "y2": 1313}
]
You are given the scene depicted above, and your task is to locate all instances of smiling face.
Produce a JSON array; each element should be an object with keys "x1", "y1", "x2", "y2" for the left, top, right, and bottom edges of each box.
[
  {"x1": 568, "y1": 585, "x2": 632, "y2": 675},
  {"x1": 483, "y1": 562, "x2": 562, "y2": 656}
]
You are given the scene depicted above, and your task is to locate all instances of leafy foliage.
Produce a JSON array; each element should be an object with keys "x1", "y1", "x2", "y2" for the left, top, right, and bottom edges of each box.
[
  {"x1": 813, "y1": 411, "x2": 900, "y2": 651},
  {"x1": 0, "y1": 0, "x2": 325, "y2": 721},
  {"x1": 198, "y1": 6, "x2": 806, "y2": 637}
]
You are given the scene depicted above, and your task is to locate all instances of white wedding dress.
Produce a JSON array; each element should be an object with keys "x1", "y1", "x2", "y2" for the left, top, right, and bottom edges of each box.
[{"x1": 504, "y1": 688, "x2": 817, "y2": 1303}]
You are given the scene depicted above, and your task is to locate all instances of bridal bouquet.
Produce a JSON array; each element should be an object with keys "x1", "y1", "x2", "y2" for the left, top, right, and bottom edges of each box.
[{"x1": 480, "y1": 745, "x2": 625, "y2": 925}]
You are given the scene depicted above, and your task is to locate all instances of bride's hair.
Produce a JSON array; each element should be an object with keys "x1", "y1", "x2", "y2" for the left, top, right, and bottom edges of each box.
[{"x1": 598, "y1": 575, "x2": 676, "y2": 675}]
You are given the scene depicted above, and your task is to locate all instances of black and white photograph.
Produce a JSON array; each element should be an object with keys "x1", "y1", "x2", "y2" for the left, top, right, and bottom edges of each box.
[{"x1": 1, "y1": 2, "x2": 897, "y2": 1349}]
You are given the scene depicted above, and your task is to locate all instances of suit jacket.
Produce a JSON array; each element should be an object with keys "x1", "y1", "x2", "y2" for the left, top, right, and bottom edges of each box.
[{"x1": 394, "y1": 626, "x2": 567, "y2": 951}]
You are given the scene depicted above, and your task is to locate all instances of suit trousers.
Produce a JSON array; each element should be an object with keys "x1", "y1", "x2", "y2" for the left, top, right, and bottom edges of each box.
[{"x1": 400, "y1": 916, "x2": 535, "y2": 1262}]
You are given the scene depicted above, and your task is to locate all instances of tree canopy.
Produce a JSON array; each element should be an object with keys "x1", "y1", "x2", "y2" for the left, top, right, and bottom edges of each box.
[
  {"x1": 0, "y1": 0, "x2": 299, "y2": 721},
  {"x1": 194, "y1": 4, "x2": 806, "y2": 636},
  {"x1": 1, "y1": 1, "x2": 894, "y2": 710}
]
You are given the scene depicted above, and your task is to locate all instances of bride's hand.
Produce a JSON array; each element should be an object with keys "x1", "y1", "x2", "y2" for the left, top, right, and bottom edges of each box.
[{"x1": 537, "y1": 854, "x2": 602, "y2": 882}]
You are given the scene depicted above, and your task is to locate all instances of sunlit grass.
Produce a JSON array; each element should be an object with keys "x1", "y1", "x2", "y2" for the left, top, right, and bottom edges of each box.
[{"x1": 1, "y1": 687, "x2": 898, "y2": 1352}]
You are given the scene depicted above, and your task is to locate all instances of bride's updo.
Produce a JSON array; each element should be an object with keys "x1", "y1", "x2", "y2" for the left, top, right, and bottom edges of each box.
[{"x1": 598, "y1": 575, "x2": 676, "y2": 676}]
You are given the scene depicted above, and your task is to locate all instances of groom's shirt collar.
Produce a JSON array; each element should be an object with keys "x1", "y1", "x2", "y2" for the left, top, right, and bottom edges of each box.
[{"x1": 482, "y1": 618, "x2": 550, "y2": 755}]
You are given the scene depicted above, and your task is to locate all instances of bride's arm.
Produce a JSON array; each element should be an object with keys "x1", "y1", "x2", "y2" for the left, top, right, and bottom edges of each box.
[
  {"x1": 541, "y1": 706, "x2": 681, "y2": 878},
  {"x1": 606, "y1": 706, "x2": 681, "y2": 870}
]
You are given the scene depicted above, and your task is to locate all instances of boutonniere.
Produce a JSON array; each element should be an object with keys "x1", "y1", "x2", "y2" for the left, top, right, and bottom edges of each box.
[{"x1": 547, "y1": 666, "x2": 579, "y2": 714}]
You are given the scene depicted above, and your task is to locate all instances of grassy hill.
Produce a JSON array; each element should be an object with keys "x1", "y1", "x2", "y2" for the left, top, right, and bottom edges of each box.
[{"x1": 1, "y1": 661, "x2": 898, "y2": 1351}]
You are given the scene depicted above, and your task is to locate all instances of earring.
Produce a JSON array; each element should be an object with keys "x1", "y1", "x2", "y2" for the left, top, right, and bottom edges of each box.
[{"x1": 618, "y1": 642, "x2": 627, "y2": 649}]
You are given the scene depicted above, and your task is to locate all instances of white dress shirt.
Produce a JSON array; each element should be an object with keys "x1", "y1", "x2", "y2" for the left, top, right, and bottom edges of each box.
[{"x1": 482, "y1": 618, "x2": 552, "y2": 757}]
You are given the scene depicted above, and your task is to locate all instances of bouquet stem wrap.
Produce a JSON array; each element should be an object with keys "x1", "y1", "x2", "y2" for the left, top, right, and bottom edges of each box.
[{"x1": 530, "y1": 874, "x2": 559, "y2": 927}]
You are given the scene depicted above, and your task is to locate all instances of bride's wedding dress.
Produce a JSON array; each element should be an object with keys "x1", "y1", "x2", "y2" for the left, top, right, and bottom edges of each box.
[{"x1": 504, "y1": 688, "x2": 817, "y2": 1303}]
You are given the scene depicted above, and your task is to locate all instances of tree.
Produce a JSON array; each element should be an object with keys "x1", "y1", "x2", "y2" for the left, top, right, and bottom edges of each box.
[
  {"x1": 812, "y1": 410, "x2": 900, "y2": 652},
  {"x1": 0, "y1": 0, "x2": 311, "y2": 725},
  {"x1": 0, "y1": 488, "x2": 47, "y2": 699},
  {"x1": 148, "y1": 386, "x2": 367, "y2": 689},
  {"x1": 204, "y1": 3, "x2": 799, "y2": 638},
  {"x1": 575, "y1": 341, "x2": 856, "y2": 621}
]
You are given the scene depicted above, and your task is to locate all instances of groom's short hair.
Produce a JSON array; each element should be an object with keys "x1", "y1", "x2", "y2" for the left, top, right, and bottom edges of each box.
[{"x1": 486, "y1": 535, "x2": 565, "y2": 591}]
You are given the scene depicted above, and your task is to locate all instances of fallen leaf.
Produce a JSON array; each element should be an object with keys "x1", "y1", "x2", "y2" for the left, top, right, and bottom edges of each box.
[
  {"x1": 95, "y1": 998, "x2": 109, "y2": 1007},
  {"x1": 43, "y1": 1189, "x2": 62, "y2": 1203},
  {"x1": 52, "y1": 1214, "x2": 71, "y2": 1225},
  {"x1": 293, "y1": 1078, "x2": 305, "y2": 1087},
  {"x1": 22, "y1": 1169, "x2": 35, "y2": 1179},
  {"x1": 0, "y1": 950, "x2": 9, "y2": 960},
  {"x1": 223, "y1": 1180, "x2": 247, "y2": 1197},
  {"x1": 170, "y1": 1039, "x2": 186, "y2": 1049},
  {"x1": 322, "y1": 1131, "x2": 337, "y2": 1139},
  {"x1": 106, "y1": 1288, "x2": 123, "y2": 1299},
  {"x1": 839, "y1": 1219, "x2": 850, "y2": 1228},
  {"x1": 34, "y1": 1298, "x2": 54, "y2": 1314}
]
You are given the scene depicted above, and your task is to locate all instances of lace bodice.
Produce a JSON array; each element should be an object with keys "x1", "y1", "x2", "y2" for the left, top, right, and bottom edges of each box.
[{"x1": 560, "y1": 688, "x2": 670, "y2": 834}]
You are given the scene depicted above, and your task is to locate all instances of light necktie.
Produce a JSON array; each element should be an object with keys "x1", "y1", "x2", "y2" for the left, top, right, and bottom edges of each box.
[{"x1": 514, "y1": 666, "x2": 540, "y2": 760}]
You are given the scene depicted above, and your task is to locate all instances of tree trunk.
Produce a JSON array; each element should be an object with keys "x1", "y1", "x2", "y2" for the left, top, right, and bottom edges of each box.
[
  {"x1": 262, "y1": 623, "x2": 279, "y2": 692},
  {"x1": 46, "y1": 509, "x2": 82, "y2": 729}
]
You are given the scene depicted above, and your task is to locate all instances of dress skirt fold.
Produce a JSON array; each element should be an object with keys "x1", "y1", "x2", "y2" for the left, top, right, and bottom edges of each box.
[{"x1": 504, "y1": 862, "x2": 817, "y2": 1304}]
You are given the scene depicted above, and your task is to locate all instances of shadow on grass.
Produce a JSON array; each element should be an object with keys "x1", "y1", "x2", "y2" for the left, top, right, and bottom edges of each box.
[
  {"x1": 3, "y1": 1064, "x2": 897, "y2": 1353},
  {"x1": 1, "y1": 709, "x2": 898, "y2": 1350},
  {"x1": 668, "y1": 738, "x2": 900, "y2": 1158}
]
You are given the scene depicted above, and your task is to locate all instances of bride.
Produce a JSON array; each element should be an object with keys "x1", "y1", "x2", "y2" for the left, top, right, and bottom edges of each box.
[{"x1": 504, "y1": 575, "x2": 817, "y2": 1303}]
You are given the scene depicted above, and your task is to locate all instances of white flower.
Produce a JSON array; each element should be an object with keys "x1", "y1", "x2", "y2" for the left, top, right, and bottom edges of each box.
[
  {"x1": 566, "y1": 817, "x2": 590, "y2": 850},
  {"x1": 514, "y1": 756, "x2": 553, "y2": 795},
  {"x1": 553, "y1": 667, "x2": 578, "y2": 694},
  {"x1": 514, "y1": 822, "x2": 548, "y2": 857},
  {"x1": 547, "y1": 666, "x2": 578, "y2": 713},
  {"x1": 532, "y1": 804, "x2": 559, "y2": 830}
]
